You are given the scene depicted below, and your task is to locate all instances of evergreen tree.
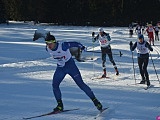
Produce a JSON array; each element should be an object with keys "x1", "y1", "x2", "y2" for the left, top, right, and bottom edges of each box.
[
  {"x1": 1, "y1": 0, "x2": 160, "y2": 26},
  {"x1": 0, "y1": 0, "x2": 6, "y2": 23}
]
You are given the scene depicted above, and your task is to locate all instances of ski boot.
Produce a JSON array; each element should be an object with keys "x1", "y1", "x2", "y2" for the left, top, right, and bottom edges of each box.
[
  {"x1": 101, "y1": 74, "x2": 106, "y2": 78},
  {"x1": 53, "y1": 100, "x2": 63, "y2": 112},
  {"x1": 92, "y1": 98, "x2": 102, "y2": 111},
  {"x1": 114, "y1": 66, "x2": 119, "y2": 76},
  {"x1": 140, "y1": 76, "x2": 146, "y2": 84},
  {"x1": 146, "y1": 78, "x2": 150, "y2": 86},
  {"x1": 147, "y1": 81, "x2": 150, "y2": 87},
  {"x1": 115, "y1": 68, "x2": 119, "y2": 76},
  {"x1": 145, "y1": 76, "x2": 151, "y2": 87},
  {"x1": 101, "y1": 69, "x2": 106, "y2": 78},
  {"x1": 140, "y1": 80, "x2": 145, "y2": 84}
]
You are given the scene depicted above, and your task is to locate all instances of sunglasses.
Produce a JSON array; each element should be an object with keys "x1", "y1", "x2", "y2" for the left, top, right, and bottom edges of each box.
[{"x1": 45, "y1": 40, "x2": 56, "y2": 44}]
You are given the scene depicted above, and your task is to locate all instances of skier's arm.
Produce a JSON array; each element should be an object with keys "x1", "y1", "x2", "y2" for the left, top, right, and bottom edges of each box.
[
  {"x1": 105, "y1": 33, "x2": 111, "y2": 41},
  {"x1": 92, "y1": 33, "x2": 99, "y2": 42},
  {"x1": 145, "y1": 42, "x2": 153, "y2": 51},
  {"x1": 62, "y1": 42, "x2": 85, "y2": 51},
  {"x1": 129, "y1": 41, "x2": 137, "y2": 51}
]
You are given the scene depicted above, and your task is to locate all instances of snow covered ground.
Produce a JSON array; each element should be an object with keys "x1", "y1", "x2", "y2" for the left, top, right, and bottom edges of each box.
[{"x1": 0, "y1": 22, "x2": 160, "y2": 120}]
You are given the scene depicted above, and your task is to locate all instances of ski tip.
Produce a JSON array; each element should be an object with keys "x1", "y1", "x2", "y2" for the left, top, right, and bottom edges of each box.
[
  {"x1": 23, "y1": 118, "x2": 30, "y2": 120},
  {"x1": 97, "y1": 76, "x2": 110, "y2": 79},
  {"x1": 144, "y1": 85, "x2": 154, "y2": 90},
  {"x1": 100, "y1": 107, "x2": 109, "y2": 112},
  {"x1": 94, "y1": 107, "x2": 109, "y2": 119}
]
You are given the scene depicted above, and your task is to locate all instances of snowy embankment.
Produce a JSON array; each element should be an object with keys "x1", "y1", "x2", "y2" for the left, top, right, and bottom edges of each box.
[{"x1": 0, "y1": 22, "x2": 160, "y2": 120}]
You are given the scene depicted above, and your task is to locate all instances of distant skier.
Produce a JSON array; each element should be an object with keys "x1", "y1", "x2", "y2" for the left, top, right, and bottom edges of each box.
[
  {"x1": 146, "y1": 24, "x2": 155, "y2": 45},
  {"x1": 141, "y1": 25, "x2": 145, "y2": 34},
  {"x1": 154, "y1": 25, "x2": 159, "y2": 41},
  {"x1": 135, "y1": 24, "x2": 142, "y2": 36},
  {"x1": 92, "y1": 28, "x2": 119, "y2": 78},
  {"x1": 129, "y1": 34, "x2": 153, "y2": 87},
  {"x1": 128, "y1": 24, "x2": 134, "y2": 37},
  {"x1": 43, "y1": 34, "x2": 103, "y2": 112}
]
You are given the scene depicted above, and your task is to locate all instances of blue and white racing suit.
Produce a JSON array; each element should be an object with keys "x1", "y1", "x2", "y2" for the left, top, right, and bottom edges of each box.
[{"x1": 46, "y1": 42, "x2": 95, "y2": 101}]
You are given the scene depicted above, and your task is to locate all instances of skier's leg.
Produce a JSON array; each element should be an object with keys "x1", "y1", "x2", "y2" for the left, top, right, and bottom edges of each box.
[
  {"x1": 71, "y1": 72, "x2": 103, "y2": 110},
  {"x1": 155, "y1": 32, "x2": 158, "y2": 40},
  {"x1": 52, "y1": 67, "x2": 66, "y2": 111},
  {"x1": 67, "y1": 59, "x2": 102, "y2": 110},
  {"x1": 138, "y1": 58, "x2": 145, "y2": 83},
  {"x1": 106, "y1": 47, "x2": 119, "y2": 75},
  {"x1": 68, "y1": 61, "x2": 95, "y2": 99},
  {"x1": 101, "y1": 47, "x2": 107, "y2": 77},
  {"x1": 151, "y1": 34, "x2": 154, "y2": 46},
  {"x1": 149, "y1": 36, "x2": 151, "y2": 45},
  {"x1": 143, "y1": 58, "x2": 150, "y2": 86}
]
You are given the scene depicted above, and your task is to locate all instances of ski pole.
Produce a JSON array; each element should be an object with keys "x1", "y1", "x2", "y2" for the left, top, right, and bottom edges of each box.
[
  {"x1": 91, "y1": 32, "x2": 95, "y2": 77},
  {"x1": 131, "y1": 51, "x2": 136, "y2": 84},
  {"x1": 86, "y1": 51, "x2": 123, "y2": 57},
  {"x1": 92, "y1": 41, "x2": 95, "y2": 77},
  {"x1": 149, "y1": 53, "x2": 160, "y2": 85}
]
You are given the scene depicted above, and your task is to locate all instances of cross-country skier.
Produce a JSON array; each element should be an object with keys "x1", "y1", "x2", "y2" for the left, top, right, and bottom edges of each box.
[
  {"x1": 129, "y1": 34, "x2": 153, "y2": 87},
  {"x1": 92, "y1": 28, "x2": 119, "y2": 78},
  {"x1": 141, "y1": 25, "x2": 145, "y2": 34},
  {"x1": 44, "y1": 34, "x2": 103, "y2": 112},
  {"x1": 146, "y1": 24, "x2": 155, "y2": 45},
  {"x1": 154, "y1": 25, "x2": 159, "y2": 41},
  {"x1": 128, "y1": 24, "x2": 134, "y2": 37},
  {"x1": 135, "y1": 24, "x2": 142, "y2": 36}
]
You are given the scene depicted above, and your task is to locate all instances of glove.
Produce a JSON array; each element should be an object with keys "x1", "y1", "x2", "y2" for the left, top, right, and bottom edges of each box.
[
  {"x1": 92, "y1": 32, "x2": 95, "y2": 37},
  {"x1": 129, "y1": 41, "x2": 133, "y2": 46}
]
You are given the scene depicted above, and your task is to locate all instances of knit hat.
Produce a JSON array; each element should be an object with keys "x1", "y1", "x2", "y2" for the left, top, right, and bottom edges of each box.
[
  {"x1": 98, "y1": 28, "x2": 104, "y2": 32},
  {"x1": 45, "y1": 35, "x2": 56, "y2": 43},
  {"x1": 138, "y1": 34, "x2": 144, "y2": 39}
]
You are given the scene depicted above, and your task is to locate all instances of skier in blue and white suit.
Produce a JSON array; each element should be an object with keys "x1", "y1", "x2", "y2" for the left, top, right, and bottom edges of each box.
[{"x1": 45, "y1": 34, "x2": 102, "y2": 112}]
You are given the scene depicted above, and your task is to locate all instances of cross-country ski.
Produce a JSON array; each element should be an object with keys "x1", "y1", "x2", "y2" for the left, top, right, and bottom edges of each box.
[
  {"x1": 91, "y1": 76, "x2": 110, "y2": 80},
  {"x1": 23, "y1": 108, "x2": 79, "y2": 119}
]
